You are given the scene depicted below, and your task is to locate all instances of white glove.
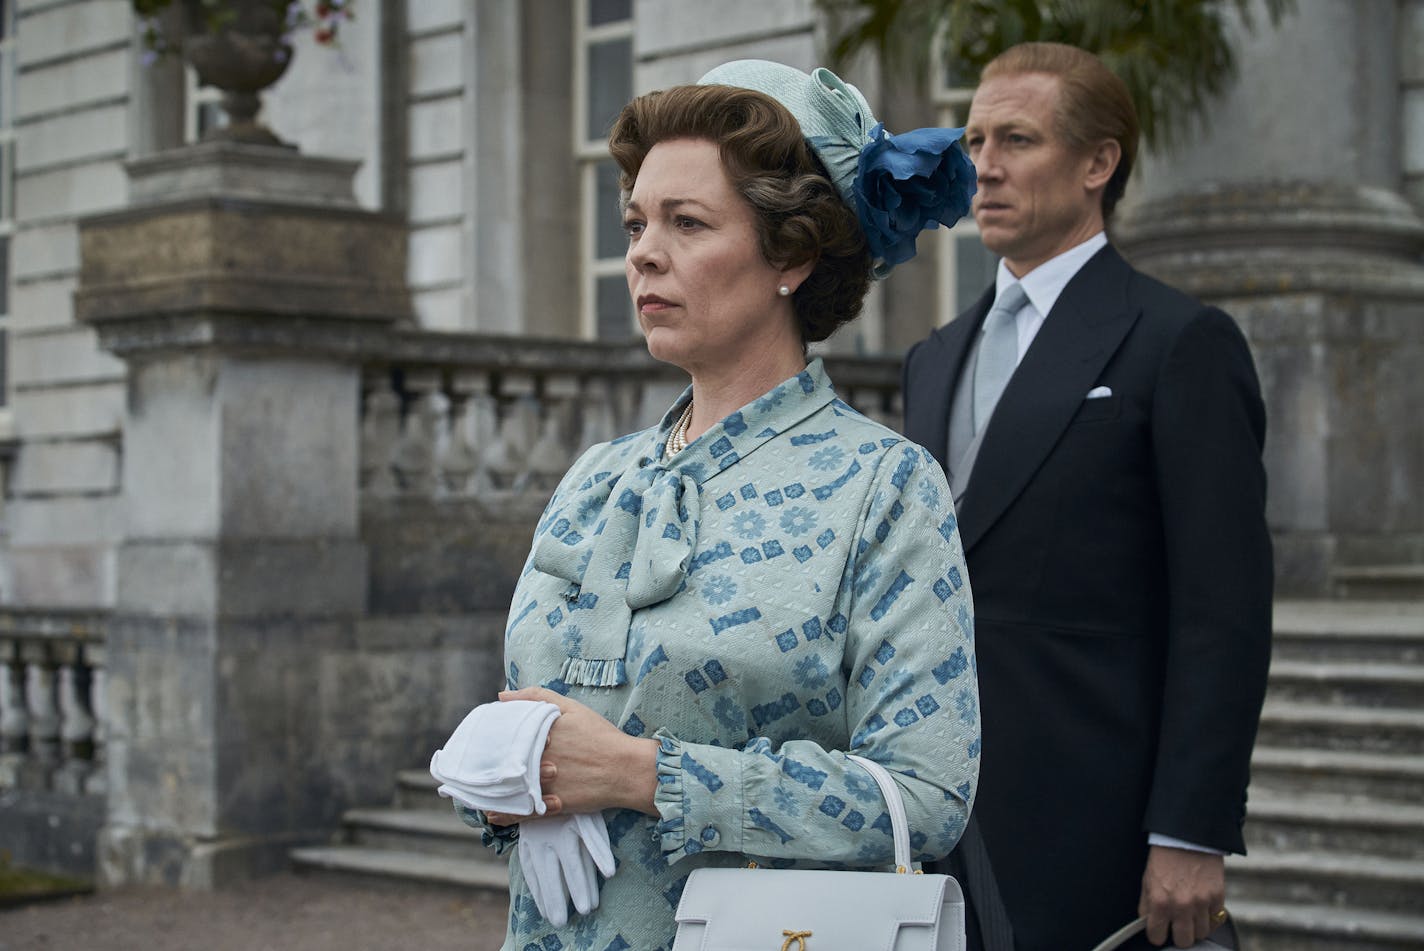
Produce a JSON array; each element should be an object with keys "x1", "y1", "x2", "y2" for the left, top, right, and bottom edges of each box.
[
  {"x1": 518, "y1": 813, "x2": 617, "y2": 927},
  {"x1": 429, "y1": 700, "x2": 560, "y2": 814}
]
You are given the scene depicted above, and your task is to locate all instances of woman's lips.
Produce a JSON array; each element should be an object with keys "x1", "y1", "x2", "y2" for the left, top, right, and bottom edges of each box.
[{"x1": 638, "y1": 294, "x2": 676, "y2": 313}]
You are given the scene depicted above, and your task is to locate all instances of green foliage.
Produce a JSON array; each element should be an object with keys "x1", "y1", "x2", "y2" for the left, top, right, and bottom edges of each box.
[
  {"x1": 134, "y1": 0, "x2": 284, "y2": 33},
  {"x1": 0, "y1": 852, "x2": 91, "y2": 906},
  {"x1": 132, "y1": 0, "x2": 353, "y2": 54},
  {"x1": 819, "y1": 0, "x2": 1295, "y2": 148}
]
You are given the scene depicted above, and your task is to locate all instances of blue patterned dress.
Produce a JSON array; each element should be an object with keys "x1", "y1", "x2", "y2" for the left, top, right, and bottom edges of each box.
[{"x1": 474, "y1": 359, "x2": 978, "y2": 951}]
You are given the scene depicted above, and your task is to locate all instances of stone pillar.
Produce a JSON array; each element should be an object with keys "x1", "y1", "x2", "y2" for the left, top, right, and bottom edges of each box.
[
  {"x1": 1115, "y1": 0, "x2": 1424, "y2": 595},
  {"x1": 73, "y1": 141, "x2": 410, "y2": 887}
]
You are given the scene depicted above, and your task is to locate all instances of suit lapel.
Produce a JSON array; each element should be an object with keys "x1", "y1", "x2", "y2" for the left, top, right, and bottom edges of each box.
[
  {"x1": 958, "y1": 246, "x2": 1141, "y2": 552},
  {"x1": 906, "y1": 286, "x2": 994, "y2": 463}
]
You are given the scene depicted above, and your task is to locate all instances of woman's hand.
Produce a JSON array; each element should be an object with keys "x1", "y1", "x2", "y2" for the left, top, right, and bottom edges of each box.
[
  {"x1": 483, "y1": 686, "x2": 660, "y2": 825},
  {"x1": 483, "y1": 760, "x2": 558, "y2": 826}
]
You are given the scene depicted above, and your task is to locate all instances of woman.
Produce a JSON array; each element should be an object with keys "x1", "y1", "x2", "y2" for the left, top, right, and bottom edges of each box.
[{"x1": 472, "y1": 60, "x2": 979, "y2": 949}]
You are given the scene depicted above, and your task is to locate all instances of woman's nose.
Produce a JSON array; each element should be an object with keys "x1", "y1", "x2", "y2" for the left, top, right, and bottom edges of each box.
[{"x1": 628, "y1": 230, "x2": 666, "y2": 272}]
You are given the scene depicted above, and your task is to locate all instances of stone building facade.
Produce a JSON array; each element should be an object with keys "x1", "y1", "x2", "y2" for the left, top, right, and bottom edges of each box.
[{"x1": 0, "y1": 0, "x2": 1419, "y2": 901}]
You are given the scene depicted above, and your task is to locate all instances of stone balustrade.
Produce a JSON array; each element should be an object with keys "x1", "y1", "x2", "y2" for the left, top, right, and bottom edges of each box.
[
  {"x1": 359, "y1": 331, "x2": 905, "y2": 499},
  {"x1": 0, "y1": 610, "x2": 108, "y2": 798}
]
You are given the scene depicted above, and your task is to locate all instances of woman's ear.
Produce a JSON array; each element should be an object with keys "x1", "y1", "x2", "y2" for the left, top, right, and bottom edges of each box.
[{"x1": 779, "y1": 256, "x2": 817, "y2": 295}]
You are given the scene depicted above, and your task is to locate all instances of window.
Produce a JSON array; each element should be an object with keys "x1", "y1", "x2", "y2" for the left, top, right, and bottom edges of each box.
[
  {"x1": 0, "y1": 0, "x2": 14, "y2": 407},
  {"x1": 184, "y1": 64, "x2": 226, "y2": 143},
  {"x1": 574, "y1": 0, "x2": 633, "y2": 339},
  {"x1": 930, "y1": 45, "x2": 996, "y2": 318}
]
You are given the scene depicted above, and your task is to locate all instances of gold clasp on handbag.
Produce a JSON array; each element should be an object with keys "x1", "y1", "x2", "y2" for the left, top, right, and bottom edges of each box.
[{"x1": 781, "y1": 930, "x2": 813, "y2": 951}]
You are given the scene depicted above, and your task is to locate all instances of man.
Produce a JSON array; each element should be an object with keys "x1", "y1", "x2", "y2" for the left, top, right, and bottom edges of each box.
[{"x1": 903, "y1": 43, "x2": 1273, "y2": 951}]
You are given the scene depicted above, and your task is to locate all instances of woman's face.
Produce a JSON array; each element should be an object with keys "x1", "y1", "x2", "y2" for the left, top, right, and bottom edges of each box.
[{"x1": 623, "y1": 138, "x2": 802, "y2": 377}]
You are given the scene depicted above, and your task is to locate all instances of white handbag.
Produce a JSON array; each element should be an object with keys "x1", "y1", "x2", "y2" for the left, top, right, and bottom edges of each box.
[{"x1": 672, "y1": 754, "x2": 966, "y2": 951}]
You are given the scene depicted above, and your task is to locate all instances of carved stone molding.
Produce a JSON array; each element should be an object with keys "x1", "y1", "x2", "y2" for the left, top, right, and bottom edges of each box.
[{"x1": 1114, "y1": 182, "x2": 1424, "y2": 301}]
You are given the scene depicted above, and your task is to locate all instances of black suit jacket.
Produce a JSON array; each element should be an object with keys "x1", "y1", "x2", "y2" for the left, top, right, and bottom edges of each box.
[{"x1": 904, "y1": 245, "x2": 1272, "y2": 951}]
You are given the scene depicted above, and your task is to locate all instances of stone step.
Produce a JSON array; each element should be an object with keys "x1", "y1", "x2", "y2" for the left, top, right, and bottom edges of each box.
[
  {"x1": 290, "y1": 845, "x2": 510, "y2": 893},
  {"x1": 1271, "y1": 600, "x2": 1424, "y2": 664},
  {"x1": 1230, "y1": 899, "x2": 1424, "y2": 951},
  {"x1": 1249, "y1": 747, "x2": 1424, "y2": 804},
  {"x1": 394, "y1": 768, "x2": 445, "y2": 811},
  {"x1": 1331, "y1": 566, "x2": 1424, "y2": 601},
  {"x1": 1256, "y1": 702, "x2": 1424, "y2": 755},
  {"x1": 343, "y1": 807, "x2": 488, "y2": 861},
  {"x1": 1226, "y1": 851, "x2": 1424, "y2": 915},
  {"x1": 1244, "y1": 792, "x2": 1424, "y2": 859},
  {"x1": 1265, "y1": 660, "x2": 1424, "y2": 709}
]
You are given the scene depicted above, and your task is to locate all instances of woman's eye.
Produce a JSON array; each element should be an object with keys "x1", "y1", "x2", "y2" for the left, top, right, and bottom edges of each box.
[
  {"x1": 675, "y1": 216, "x2": 702, "y2": 231},
  {"x1": 623, "y1": 219, "x2": 644, "y2": 237}
]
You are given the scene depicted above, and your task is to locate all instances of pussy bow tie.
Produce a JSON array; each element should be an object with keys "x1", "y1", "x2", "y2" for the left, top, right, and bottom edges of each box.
[
  {"x1": 532, "y1": 458, "x2": 701, "y2": 687},
  {"x1": 529, "y1": 360, "x2": 838, "y2": 687}
]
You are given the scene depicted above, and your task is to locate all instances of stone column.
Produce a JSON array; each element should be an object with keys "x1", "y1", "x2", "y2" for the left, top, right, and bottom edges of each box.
[
  {"x1": 1114, "y1": 0, "x2": 1424, "y2": 595},
  {"x1": 74, "y1": 141, "x2": 410, "y2": 887}
]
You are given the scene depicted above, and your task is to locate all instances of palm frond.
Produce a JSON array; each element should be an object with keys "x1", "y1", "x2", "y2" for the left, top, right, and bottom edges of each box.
[{"x1": 819, "y1": 0, "x2": 1297, "y2": 148}]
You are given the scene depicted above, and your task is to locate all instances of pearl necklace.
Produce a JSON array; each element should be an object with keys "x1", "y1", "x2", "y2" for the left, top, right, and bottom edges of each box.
[{"x1": 666, "y1": 402, "x2": 694, "y2": 455}]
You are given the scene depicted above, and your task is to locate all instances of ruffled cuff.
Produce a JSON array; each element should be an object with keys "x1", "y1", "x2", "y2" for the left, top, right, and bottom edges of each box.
[
  {"x1": 652, "y1": 729, "x2": 742, "y2": 862},
  {"x1": 453, "y1": 801, "x2": 520, "y2": 855},
  {"x1": 651, "y1": 730, "x2": 688, "y2": 859}
]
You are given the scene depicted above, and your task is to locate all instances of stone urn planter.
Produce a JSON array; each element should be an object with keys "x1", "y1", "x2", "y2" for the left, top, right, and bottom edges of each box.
[{"x1": 180, "y1": 0, "x2": 294, "y2": 146}]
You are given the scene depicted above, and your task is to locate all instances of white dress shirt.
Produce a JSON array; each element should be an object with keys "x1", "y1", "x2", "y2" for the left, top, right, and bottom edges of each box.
[{"x1": 993, "y1": 231, "x2": 1108, "y2": 365}]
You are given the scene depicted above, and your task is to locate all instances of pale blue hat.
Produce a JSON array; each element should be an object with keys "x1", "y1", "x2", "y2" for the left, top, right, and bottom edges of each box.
[
  {"x1": 700, "y1": 59, "x2": 877, "y2": 212},
  {"x1": 698, "y1": 59, "x2": 977, "y2": 278}
]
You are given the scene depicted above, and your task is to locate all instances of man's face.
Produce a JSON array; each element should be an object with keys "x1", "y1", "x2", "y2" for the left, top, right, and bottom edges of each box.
[{"x1": 963, "y1": 71, "x2": 1106, "y2": 277}]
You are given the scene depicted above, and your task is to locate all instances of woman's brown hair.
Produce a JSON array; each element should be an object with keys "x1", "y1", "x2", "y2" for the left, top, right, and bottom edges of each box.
[{"x1": 608, "y1": 84, "x2": 872, "y2": 344}]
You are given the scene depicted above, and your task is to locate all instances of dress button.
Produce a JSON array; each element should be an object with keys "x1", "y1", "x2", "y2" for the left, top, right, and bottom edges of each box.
[{"x1": 700, "y1": 825, "x2": 720, "y2": 846}]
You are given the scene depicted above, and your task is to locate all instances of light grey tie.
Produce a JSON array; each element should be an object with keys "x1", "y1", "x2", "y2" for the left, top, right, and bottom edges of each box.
[{"x1": 972, "y1": 282, "x2": 1028, "y2": 432}]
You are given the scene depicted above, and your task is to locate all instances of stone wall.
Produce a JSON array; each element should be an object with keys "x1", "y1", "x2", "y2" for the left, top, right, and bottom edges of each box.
[
  {"x1": 5, "y1": 0, "x2": 133, "y2": 607},
  {"x1": 0, "y1": 788, "x2": 102, "y2": 878},
  {"x1": 96, "y1": 606, "x2": 509, "y2": 887}
]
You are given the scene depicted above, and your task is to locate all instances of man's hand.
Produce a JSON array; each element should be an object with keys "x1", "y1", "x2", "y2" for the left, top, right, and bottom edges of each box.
[{"x1": 1138, "y1": 845, "x2": 1226, "y2": 947}]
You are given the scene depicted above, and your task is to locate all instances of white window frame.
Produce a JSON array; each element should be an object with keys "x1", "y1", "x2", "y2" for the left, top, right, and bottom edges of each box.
[
  {"x1": 574, "y1": 0, "x2": 633, "y2": 339},
  {"x1": 184, "y1": 65, "x2": 226, "y2": 143}
]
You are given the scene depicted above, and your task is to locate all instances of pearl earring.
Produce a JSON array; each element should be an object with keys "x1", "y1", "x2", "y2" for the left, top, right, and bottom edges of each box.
[{"x1": 778, "y1": 285, "x2": 791, "y2": 297}]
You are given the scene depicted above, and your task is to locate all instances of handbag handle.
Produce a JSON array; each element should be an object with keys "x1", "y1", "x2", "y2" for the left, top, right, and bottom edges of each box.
[
  {"x1": 1090, "y1": 914, "x2": 1238, "y2": 951},
  {"x1": 845, "y1": 754, "x2": 914, "y2": 872}
]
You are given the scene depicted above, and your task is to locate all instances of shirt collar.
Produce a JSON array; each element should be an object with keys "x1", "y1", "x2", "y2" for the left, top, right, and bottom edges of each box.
[{"x1": 994, "y1": 231, "x2": 1108, "y2": 318}]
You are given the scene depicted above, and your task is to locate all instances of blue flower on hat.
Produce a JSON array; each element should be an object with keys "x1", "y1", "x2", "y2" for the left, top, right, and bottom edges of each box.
[{"x1": 853, "y1": 123, "x2": 977, "y2": 274}]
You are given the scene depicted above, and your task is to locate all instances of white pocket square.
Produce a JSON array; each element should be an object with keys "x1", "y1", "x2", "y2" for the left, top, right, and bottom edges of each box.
[{"x1": 1085, "y1": 386, "x2": 1113, "y2": 399}]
